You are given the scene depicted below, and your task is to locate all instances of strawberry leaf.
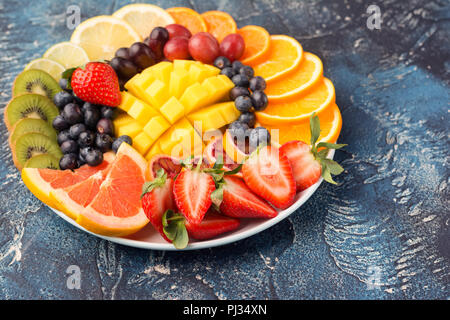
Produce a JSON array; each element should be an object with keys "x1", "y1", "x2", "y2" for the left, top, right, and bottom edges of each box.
[
  {"x1": 140, "y1": 169, "x2": 167, "y2": 198},
  {"x1": 321, "y1": 165, "x2": 338, "y2": 185},
  {"x1": 321, "y1": 158, "x2": 345, "y2": 175},
  {"x1": 316, "y1": 142, "x2": 347, "y2": 150},
  {"x1": 213, "y1": 154, "x2": 224, "y2": 170},
  {"x1": 310, "y1": 112, "x2": 321, "y2": 149},
  {"x1": 162, "y1": 210, "x2": 188, "y2": 249},
  {"x1": 223, "y1": 163, "x2": 243, "y2": 176},
  {"x1": 210, "y1": 185, "x2": 224, "y2": 210}
]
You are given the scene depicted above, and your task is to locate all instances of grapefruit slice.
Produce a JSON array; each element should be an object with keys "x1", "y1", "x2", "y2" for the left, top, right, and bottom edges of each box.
[
  {"x1": 76, "y1": 143, "x2": 149, "y2": 236},
  {"x1": 50, "y1": 154, "x2": 115, "y2": 220},
  {"x1": 21, "y1": 153, "x2": 115, "y2": 209}
]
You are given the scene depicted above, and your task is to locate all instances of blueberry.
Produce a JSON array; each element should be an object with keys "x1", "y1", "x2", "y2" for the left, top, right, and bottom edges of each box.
[
  {"x1": 58, "y1": 78, "x2": 72, "y2": 92},
  {"x1": 214, "y1": 56, "x2": 231, "y2": 69},
  {"x1": 249, "y1": 76, "x2": 266, "y2": 92},
  {"x1": 81, "y1": 102, "x2": 95, "y2": 112},
  {"x1": 62, "y1": 103, "x2": 83, "y2": 125},
  {"x1": 95, "y1": 133, "x2": 113, "y2": 152},
  {"x1": 239, "y1": 66, "x2": 254, "y2": 79},
  {"x1": 53, "y1": 91, "x2": 74, "y2": 109},
  {"x1": 96, "y1": 118, "x2": 114, "y2": 136},
  {"x1": 231, "y1": 74, "x2": 250, "y2": 88},
  {"x1": 80, "y1": 146, "x2": 95, "y2": 159},
  {"x1": 60, "y1": 140, "x2": 78, "y2": 154},
  {"x1": 229, "y1": 86, "x2": 250, "y2": 100},
  {"x1": 234, "y1": 95, "x2": 253, "y2": 112},
  {"x1": 69, "y1": 123, "x2": 87, "y2": 140},
  {"x1": 78, "y1": 153, "x2": 86, "y2": 167},
  {"x1": 52, "y1": 115, "x2": 69, "y2": 132},
  {"x1": 57, "y1": 130, "x2": 71, "y2": 146},
  {"x1": 220, "y1": 67, "x2": 235, "y2": 79},
  {"x1": 228, "y1": 121, "x2": 250, "y2": 148},
  {"x1": 112, "y1": 135, "x2": 132, "y2": 153},
  {"x1": 249, "y1": 127, "x2": 271, "y2": 151},
  {"x1": 231, "y1": 60, "x2": 244, "y2": 74},
  {"x1": 59, "y1": 153, "x2": 78, "y2": 170},
  {"x1": 84, "y1": 107, "x2": 101, "y2": 129},
  {"x1": 237, "y1": 112, "x2": 256, "y2": 128},
  {"x1": 85, "y1": 148, "x2": 103, "y2": 167},
  {"x1": 251, "y1": 91, "x2": 268, "y2": 111},
  {"x1": 100, "y1": 106, "x2": 114, "y2": 119},
  {"x1": 77, "y1": 131, "x2": 96, "y2": 148}
]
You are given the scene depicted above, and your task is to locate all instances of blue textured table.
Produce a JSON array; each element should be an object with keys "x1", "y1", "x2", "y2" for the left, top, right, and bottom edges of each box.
[{"x1": 0, "y1": 0, "x2": 448, "y2": 300}]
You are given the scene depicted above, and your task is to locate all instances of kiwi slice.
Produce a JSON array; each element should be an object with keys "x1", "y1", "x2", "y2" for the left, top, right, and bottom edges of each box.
[
  {"x1": 9, "y1": 118, "x2": 57, "y2": 146},
  {"x1": 5, "y1": 94, "x2": 59, "y2": 129},
  {"x1": 24, "y1": 154, "x2": 60, "y2": 170},
  {"x1": 12, "y1": 132, "x2": 63, "y2": 170},
  {"x1": 13, "y1": 69, "x2": 62, "y2": 99}
]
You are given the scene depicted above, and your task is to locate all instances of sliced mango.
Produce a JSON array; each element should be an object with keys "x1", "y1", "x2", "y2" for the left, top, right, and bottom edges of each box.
[
  {"x1": 187, "y1": 102, "x2": 240, "y2": 132},
  {"x1": 160, "y1": 96, "x2": 185, "y2": 124}
]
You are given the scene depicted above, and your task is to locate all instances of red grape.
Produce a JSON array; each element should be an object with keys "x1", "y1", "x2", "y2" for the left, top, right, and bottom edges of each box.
[
  {"x1": 166, "y1": 24, "x2": 192, "y2": 40},
  {"x1": 188, "y1": 32, "x2": 220, "y2": 64},
  {"x1": 220, "y1": 34, "x2": 245, "y2": 62},
  {"x1": 163, "y1": 37, "x2": 191, "y2": 61}
]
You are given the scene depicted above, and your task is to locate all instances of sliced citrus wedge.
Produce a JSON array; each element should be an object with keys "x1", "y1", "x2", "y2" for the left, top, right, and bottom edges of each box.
[
  {"x1": 223, "y1": 130, "x2": 249, "y2": 164},
  {"x1": 113, "y1": 4, "x2": 175, "y2": 40},
  {"x1": 256, "y1": 78, "x2": 335, "y2": 125},
  {"x1": 24, "y1": 58, "x2": 65, "y2": 81},
  {"x1": 265, "y1": 52, "x2": 323, "y2": 102},
  {"x1": 166, "y1": 7, "x2": 208, "y2": 35},
  {"x1": 252, "y1": 35, "x2": 303, "y2": 83},
  {"x1": 70, "y1": 15, "x2": 141, "y2": 61},
  {"x1": 76, "y1": 143, "x2": 149, "y2": 237},
  {"x1": 43, "y1": 42, "x2": 89, "y2": 69},
  {"x1": 257, "y1": 104, "x2": 342, "y2": 146},
  {"x1": 201, "y1": 10, "x2": 237, "y2": 42},
  {"x1": 237, "y1": 25, "x2": 271, "y2": 66}
]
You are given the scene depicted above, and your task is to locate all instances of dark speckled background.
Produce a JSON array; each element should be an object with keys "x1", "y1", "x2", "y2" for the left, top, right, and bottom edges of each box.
[{"x1": 0, "y1": 0, "x2": 449, "y2": 299}]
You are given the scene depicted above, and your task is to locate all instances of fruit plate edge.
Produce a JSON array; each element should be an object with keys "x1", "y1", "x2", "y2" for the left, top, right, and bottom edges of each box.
[{"x1": 48, "y1": 150, "x2": 334, "y2": 251}]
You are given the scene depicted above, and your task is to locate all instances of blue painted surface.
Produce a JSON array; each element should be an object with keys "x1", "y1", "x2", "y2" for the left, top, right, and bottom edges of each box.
[{"x1": 0, "y1": 0, "x2": 449, "y2": 299}]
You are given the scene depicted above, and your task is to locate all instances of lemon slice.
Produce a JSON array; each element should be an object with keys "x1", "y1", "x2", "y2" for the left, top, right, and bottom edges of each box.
[
  {"x1": 24, "y1": 58, "x2": 65, "y2": 81},
  {"x1": 70, "y1": 15, "x2": 141, "y2": 61},
  {"x1": 43, "y1": 42, "x2": 89, "y2": 69},
  {"x1": 113, "y1": 4, "x2": 174, "y2": 39}
]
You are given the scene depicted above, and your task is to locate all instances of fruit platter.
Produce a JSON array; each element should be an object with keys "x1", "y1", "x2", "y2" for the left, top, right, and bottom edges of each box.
[{"x1": 5, "y1": 4, "x2": 345, "y2": 250}]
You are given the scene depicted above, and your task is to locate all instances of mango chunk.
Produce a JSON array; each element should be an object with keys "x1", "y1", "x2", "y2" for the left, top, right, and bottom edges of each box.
[
  {"x1": 173, "y1": 59, "x2": 198, "y2": 73},
  {"x1": 142, "y1": 61, "x2": 173, "y2": 85},
  {"x1": 179, "y1": 83, "x2": 209, "y2": 114},
  {"x1": 144, "y1": 79, "x2": 170, "y2": 108},
  {"x1": 113, "y1": 112, "x2": 134, "y2": 133},
  {"x1": 169, "y1": 68, "x2": 190, "y2": 99},
  {"x1": 117, "y1": 120, "x2": 142, "y2": 138},
  {"x1": 160, "y1": 96, "x2": 186, "y2": 124},
  {"x1": 127, "y1": 97, "x2": 160, "y2": 126},
  {"x1": 187, "y1": 102, "x2": 240, "y2": 132},
  {"x1": 143, "y1": 115, "x2": 170, "y2": 142},
  {"x1": 202, "y1": 75, "x2": 235, "y2": 105},
  {"x1": 133, "y1": 131, "x2": 153, "y2": 155}
]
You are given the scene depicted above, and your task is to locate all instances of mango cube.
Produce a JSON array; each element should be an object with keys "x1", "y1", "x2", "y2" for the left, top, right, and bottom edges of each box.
[
  {"x1": 113, "y1": 112, "x2": 134, "y2": 133},
  {"x1": 133, "y1": 132, "x2": 153, "y2": 155},
  {"x1": 117, "y1": 120, "x2": 142, "y2": 138},
  {"x1": 127, "y1": 97, "x2": 160, "y2": 126},
  {"x1": 160, "y1": 97, "x2": 186, "y2": 124},
  {"x1": 180, "y1": 83, "x2": 209, "y2": 114},
  {"x1": 173, "y1": 60, "x2": 197, "y2": 73},
  {"x1": 169, "y1": 68, "x2": 190, "y2": 99},
  {"x1": 143, "y1": 115, "x2": 170, "y2": 142},
  {"x1": 142, "y1": 61, "x2": 173, "y2": 84},
  {"x1": 144, "y1": 79, "x2": 169, "y2": 108},
  {"x1": 202, "y1": 75, "x2": 235, "y2": 105},
  {"x1": 187, "y1": 102, "x2": 240, "y2": 132}
]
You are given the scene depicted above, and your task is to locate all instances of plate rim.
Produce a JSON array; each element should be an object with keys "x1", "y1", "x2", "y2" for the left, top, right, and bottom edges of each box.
[{"x1": 49, "y1": 150, "x2": 334, "y2": 251}]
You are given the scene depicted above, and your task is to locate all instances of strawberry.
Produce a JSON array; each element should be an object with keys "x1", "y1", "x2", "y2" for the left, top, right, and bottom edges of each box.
[
  {"x1": 280, "y1": 113, "x2": 346, "y2": 191},
  {"x1": 242, "y1": 145, "x2": 296, "y2": 209},
  {"x1": 173, "y1": 166, "x2": 216, "y2": 225},
  {"x1": 185, "y1": 209, "x2": 240, "y2": 240},
  {"x1": 69, "y1": 62, "x2": 121, "y2": 107},
  {"x1": 141, "y1": 169, "x2": 176, "y2": 243},
  {"x1": 220, "y1": 176, "x2": 277, "y2": 218}
]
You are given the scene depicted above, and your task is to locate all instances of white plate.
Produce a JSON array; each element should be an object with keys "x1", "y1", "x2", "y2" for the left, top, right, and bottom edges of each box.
[{"x1": 50, "y1": 150, "x2": 333, "y2": 251}]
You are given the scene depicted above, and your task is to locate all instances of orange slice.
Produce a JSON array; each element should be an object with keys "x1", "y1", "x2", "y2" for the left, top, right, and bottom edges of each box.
[
  {"x1": 237, "y1": 25, "x2": 270, "y2": 65},
  {"x1": 222, "y1": 130, "x2": 249, "y2": 164},
  {"x1": 166, "y1": 7, "x2": 208, "y2": 35},
  {"x1": 256, "y1": 78, "x2": 335, "y2": 125},
  {"x1": 76, "y1": 143, "x2": 149, "y2": 237},
  {"x1": 201, "y1": 11, "x2": 237, "y2": 42},
  {"x1": 265, "y1": 52, "x2": 323, "y2": 102},
  {"x1": 21, "y1": 154, "x2": 115, "y2": 210},
  {"x1": 257, "y1": 104, "x2": 342, "y2": 146},
  {"x1": 252, "y1": 35, "x2": 303, "y2": 83}
]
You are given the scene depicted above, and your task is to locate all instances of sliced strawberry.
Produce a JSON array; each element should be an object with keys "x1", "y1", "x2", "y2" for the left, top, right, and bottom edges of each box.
[
  {"x1": 280, "y1": 140, "x2": 322, "y2": 191},
  {"x1": 220, "y1": 176, "x2": 277, "y2": 218},
  {"x1": 173, "y1": 169, "x2": 216, "y2": 225},
  {"x1": 185, "y1": 209, "x2": 240, "y2": 240},
  {"x1": 242, "y1": 146, "x2": 296, "y2": 209},
  {"x1": 141, "y1": 170, "x2": 176, "y2": 242}
]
